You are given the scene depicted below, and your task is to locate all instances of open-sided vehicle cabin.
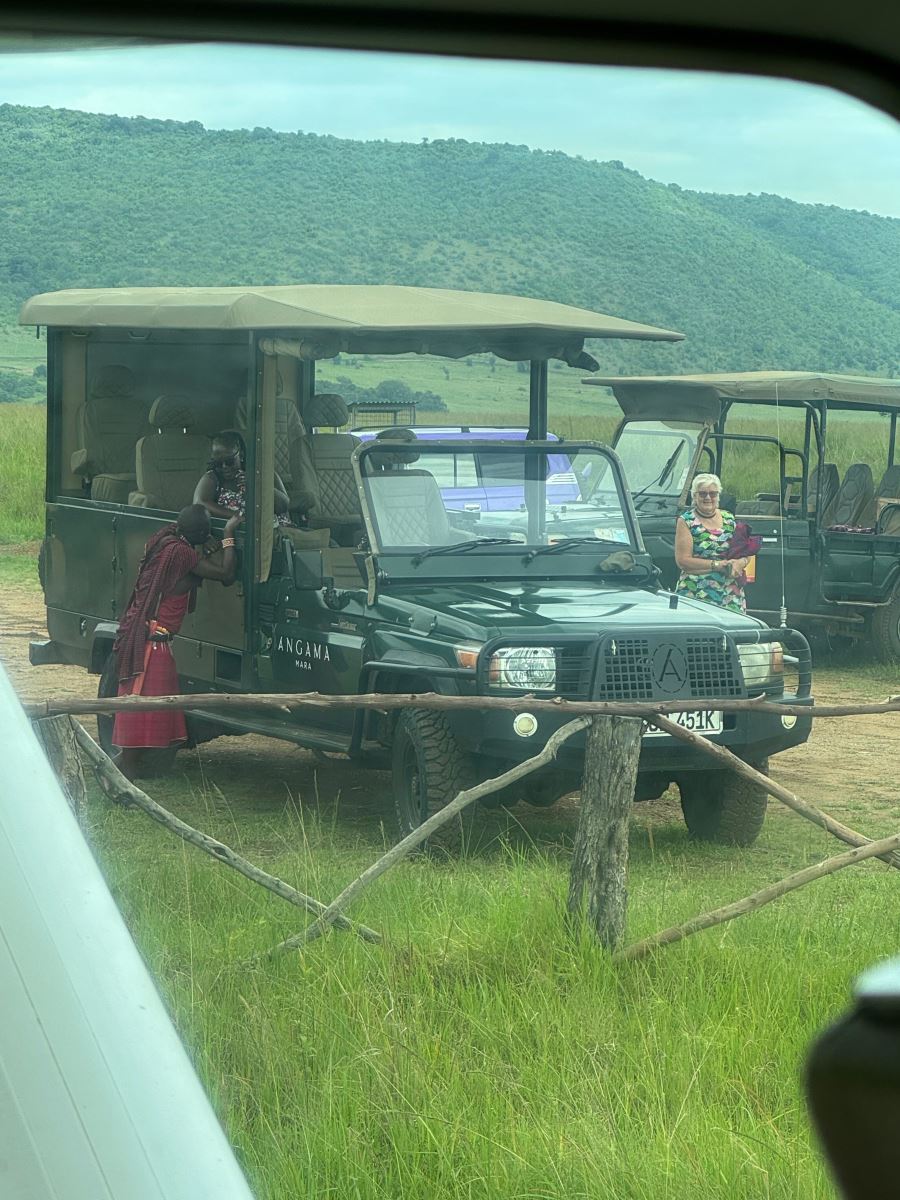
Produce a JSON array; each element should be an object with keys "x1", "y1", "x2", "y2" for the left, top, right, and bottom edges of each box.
[{"x1": 584, "y1": 372, "x2": 900, "y2": 658}]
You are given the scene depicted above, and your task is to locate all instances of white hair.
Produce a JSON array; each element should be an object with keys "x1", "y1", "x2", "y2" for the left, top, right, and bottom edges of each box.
[{"x1": 690, "y1": 473, "x2": 722, "y2": 500}]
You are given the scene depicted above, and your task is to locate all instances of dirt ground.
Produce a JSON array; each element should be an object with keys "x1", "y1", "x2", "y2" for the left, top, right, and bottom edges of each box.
[{"x1": 3, "y1": 576, "x2": 898, "y2": 837}]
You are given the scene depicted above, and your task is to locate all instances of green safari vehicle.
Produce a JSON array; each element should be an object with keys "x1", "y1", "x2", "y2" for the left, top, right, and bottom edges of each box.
[
  {"x1": 25, "y1": 286, "x2": 813, "y2": 845},
  {"x1": 584, "y1": 372, "x2": 900, "y2": 659}
]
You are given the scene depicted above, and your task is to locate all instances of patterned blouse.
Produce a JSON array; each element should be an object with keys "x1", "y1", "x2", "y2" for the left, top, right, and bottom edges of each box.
[
  {"x1": 675, "y1": 508, "x2": 745, "y2": 613},
  {"x1": 214, "y1": 470, "x2": 292, "y2": 527}
]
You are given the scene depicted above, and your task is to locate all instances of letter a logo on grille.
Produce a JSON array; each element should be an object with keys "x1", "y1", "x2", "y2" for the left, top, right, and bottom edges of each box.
[{"x1": 651, "y1": 644, "x2": 688, "y2": 694}]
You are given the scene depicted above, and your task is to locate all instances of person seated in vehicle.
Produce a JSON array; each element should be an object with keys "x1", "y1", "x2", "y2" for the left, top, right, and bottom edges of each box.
[
  {"x1": 193, "y1": 430, "x2": 293, "y2": 526},
  {"x1": 674, "y1": 473, "x2": 754, "y2": 613},
  {"x1": 111, "y1": 504, "x2": 241, "y2": 778}
]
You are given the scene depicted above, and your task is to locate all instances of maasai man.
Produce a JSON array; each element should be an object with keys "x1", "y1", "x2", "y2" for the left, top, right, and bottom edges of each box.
[{"x1": 111, "y1": 504, "x2": 241, "y2": 776}]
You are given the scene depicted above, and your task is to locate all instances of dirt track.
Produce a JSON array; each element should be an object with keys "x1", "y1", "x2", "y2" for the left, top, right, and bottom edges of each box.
[{"x1": 3, "y1": 576, "x2": 898, "y2": 838}]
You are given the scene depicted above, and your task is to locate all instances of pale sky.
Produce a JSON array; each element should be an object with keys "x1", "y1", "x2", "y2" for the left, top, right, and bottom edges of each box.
[{"x1": 2, "y1": 41, "x2": 899, "y2": 217}]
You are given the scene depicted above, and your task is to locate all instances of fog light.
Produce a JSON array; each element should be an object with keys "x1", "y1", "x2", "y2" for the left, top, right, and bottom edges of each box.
[{"x1": 513, "y1": 712, "x2": 539, "y2": 738}]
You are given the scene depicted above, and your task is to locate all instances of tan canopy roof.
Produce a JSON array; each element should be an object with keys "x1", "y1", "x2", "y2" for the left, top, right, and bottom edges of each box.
[
  {"x1": 19, "y1": 284, "x2": 683, "y2": 368},
  {"x1": 584, "y1": 371, "x2": 900, "y2": 415}
]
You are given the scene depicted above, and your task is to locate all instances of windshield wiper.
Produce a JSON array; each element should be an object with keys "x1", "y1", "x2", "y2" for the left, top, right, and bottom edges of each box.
[
  {"x1": 632, "y1": 442, "x2": 684, "y2": 510},
  {"x1": 524, "y1": 536, "x2": 627, "y2": 562},
  {"x1": 410, "y1": 538, "x2": 520, "y2": 565}
]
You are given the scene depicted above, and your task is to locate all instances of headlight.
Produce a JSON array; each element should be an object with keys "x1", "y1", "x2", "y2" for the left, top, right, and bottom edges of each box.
[
  {"x1": 737, "y1": 643, "x2": 784, "y2": 689},
  {"x1": 489, "y1": 646, "x2": 557, "y2": 691}
]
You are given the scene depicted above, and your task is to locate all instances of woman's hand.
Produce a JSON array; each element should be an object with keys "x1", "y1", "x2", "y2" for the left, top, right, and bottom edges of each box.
[{"x1": 224, "y1": 513, "x2": 244, "y2": 536}]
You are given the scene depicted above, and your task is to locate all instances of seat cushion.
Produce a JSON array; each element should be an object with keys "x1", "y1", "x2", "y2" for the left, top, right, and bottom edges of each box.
[{"x1": 91, "y1": 474, "x2": 136, "y2": 504}]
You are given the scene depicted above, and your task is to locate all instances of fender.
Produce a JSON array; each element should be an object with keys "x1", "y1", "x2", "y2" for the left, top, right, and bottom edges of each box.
[{"x1": 89, "y1": 621, "x2": 120, "y2": 674}]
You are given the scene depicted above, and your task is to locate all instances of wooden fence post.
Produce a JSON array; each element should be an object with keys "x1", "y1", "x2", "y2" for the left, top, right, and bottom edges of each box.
[
  {"x1": 567, "y1": 714, "x2": 643, "y2": 951},
  {"x1": 32, "y1": 714, "x2": 87, "y2": 820}
]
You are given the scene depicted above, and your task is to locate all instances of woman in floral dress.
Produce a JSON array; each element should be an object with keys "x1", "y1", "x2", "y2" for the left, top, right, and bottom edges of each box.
[
  {"x1": 674, "y1": 473, "x2": 751, "y2": 613},
  {"x1": 194, "y1": 430, "x2": 293, "y2": 527}
]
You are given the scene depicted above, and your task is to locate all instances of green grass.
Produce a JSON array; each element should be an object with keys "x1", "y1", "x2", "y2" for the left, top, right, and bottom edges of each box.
[
  {"x1": 0, "y1": 550, "x2": 40, "y2": 587},
  {"x1": 82, "y1": 760, "x2": 898, "y2": 1200},
  {"x1": 0, "y1": 403, "x2": 45, "y2": 543}
]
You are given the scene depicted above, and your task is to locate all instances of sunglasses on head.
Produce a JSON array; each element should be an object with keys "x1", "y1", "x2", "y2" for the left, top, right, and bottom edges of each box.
[{"x1": 210, "y1": 453, "x2": 239, "y2": 470}]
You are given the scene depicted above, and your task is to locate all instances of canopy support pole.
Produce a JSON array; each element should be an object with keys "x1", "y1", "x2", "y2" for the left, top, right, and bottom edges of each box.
[{"x1": 528, "y1": 360, "x2": 548, "y2": 440}]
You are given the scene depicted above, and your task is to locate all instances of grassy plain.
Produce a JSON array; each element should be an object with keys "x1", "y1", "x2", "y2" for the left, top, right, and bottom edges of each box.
[
  {"x1": 1, "y1": 374, "x2": 896, "y2": 1199},
  {"x1": 78, "y1": 743, "x2": 898, "y2": 1200}
]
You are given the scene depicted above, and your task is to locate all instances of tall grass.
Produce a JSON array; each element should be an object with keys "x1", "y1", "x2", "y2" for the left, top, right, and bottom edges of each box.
[
  {"x1": 85, "y1": 760, "x2": 899, "y2": 1200},
  {"x1": 0, "y1": 402, "x2": 45, "y2": 543}
]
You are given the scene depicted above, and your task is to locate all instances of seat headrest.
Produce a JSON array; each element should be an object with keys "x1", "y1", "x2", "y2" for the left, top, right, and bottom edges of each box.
[
  {"x1": 370, "y1": 427, "x2": 420, "y2": 467},
  {"x1": 90, "y1": 364, "x2": 136, "y2": 400},
  {"x1": 307, "y1": 394, "x2": 349, "y2": 428},
  {"x1": 149, "y1": 394, "x2": 196, "y2": 430}
]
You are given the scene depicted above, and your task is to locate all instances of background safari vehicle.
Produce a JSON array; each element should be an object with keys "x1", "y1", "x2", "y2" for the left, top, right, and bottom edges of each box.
[
  {"x1": 585, "y1": 372, "x2": 900, "y2": 660},
  {"x1": 24, "y1": 285, "x2": 811, "y2": 846}
]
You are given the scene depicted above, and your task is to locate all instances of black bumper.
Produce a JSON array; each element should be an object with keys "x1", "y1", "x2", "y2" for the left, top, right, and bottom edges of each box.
[{"x1": 448, "y1": 695, "x2": 813, "y2": 778}]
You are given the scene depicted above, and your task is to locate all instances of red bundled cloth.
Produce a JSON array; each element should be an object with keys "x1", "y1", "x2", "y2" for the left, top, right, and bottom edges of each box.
[
  {"x1": 724, "y1": 521, "x2": 762, "y2": 583},
  {"x1": 112, "y1": 526, "x2": 199, "y2": 750}
]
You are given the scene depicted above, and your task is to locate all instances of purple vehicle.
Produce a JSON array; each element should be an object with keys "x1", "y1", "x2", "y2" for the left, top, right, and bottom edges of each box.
[{"x1": 355, "y1": 426, "x2": 579, "y2": 513}]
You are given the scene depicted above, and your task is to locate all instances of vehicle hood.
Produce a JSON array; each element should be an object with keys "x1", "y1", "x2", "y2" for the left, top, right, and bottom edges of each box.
[{"x1": 381, "y1": 581, "x2": 763, "y2": 640}]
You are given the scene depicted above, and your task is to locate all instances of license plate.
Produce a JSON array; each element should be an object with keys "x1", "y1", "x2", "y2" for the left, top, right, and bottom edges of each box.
[{"x1": 643, "y1": 710, "x2": 723, "y2": 737}]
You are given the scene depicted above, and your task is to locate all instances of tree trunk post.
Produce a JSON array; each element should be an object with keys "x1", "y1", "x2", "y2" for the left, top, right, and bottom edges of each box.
[
  {"x1": 32, "y1": 714, "x2": 88, "y2": 820},
  {"x1": 567, "y1": 714, "x2": 643, "y2": 951}
]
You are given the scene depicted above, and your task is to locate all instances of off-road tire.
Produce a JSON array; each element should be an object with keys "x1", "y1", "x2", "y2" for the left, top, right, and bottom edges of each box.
[
  {"x1": 870, "y1": 592, "x2": 900, "y2": 663},
  {"x1": 678, "y1": 760, "x2": 768, "y2": 846},
  {"x1": 392, "y1": 709, "x2": 474, "y2": 853}
]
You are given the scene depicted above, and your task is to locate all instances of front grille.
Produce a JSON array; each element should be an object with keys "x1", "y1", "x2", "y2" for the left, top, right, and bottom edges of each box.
[
  {"x1": 596, "y1": 637, "x2": 654, "y2": 701},
  {"x1": 684, "y1": 636, "x2": 743, "y2": 698},
  {"x1": 594, "y1": 635, "x2": 743, "y2": 702}
]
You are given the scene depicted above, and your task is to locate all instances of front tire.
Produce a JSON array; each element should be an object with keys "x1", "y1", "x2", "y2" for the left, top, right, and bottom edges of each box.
[
  {"x1": 677, "y1": 760, "x2": 769, "y2": 846},
  {"x1": 870, "y1": 592, "x2": 900, "y2": 662},
  {"x1": 392, "y1": 709, "x2": 473, "y2": 851}
]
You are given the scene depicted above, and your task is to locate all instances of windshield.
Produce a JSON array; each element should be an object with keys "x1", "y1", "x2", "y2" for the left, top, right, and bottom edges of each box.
[
  {"x1": 358, "y1": 441, "x2": 634, "y2": 551},
  {"x1": 613, "y1": 420, "x2": 705, "y2": 497}
]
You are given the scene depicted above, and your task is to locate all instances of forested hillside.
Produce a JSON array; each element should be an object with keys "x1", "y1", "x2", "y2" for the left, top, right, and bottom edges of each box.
[{"x1": 2, "y1": 103, "x2": 898, "y2": 375}]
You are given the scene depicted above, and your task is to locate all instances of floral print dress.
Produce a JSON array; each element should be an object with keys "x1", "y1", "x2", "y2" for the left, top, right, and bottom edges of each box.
[
  {"x1": 215, "y1": 471, "x2": 292, "y2": 527},
  {"x1": 675, "y1": 508, "x2": 746, "y2": 613}
]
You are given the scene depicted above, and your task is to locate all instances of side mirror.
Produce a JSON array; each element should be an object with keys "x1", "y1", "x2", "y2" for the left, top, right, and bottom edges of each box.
[{"x1": 292, "y1": 550, "x2": 325, "y2": 590}]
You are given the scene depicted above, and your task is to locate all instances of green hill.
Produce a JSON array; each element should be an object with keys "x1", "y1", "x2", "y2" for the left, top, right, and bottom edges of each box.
[{"x1": 1, "y1": 103, "x2": 899, "y2": 376}]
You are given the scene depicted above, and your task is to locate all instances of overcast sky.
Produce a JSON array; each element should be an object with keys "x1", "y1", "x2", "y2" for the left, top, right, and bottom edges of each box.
[{"x1": 2, "y1": 41, "x2": 899, "y2": 217}]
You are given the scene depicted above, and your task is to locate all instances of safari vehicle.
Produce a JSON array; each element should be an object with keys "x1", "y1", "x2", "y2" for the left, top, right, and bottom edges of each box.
[
  {"x1": 585, "y1": 372, "x2": 900, "y2": 660},
  {"x1": 25, "y1": 285, "x2": 812, "y2": 846}
]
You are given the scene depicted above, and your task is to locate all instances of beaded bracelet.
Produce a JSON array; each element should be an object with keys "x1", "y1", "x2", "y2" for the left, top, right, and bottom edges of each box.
[{"x1": 221, "y1": 537, "x2": 236, "y2": 548}]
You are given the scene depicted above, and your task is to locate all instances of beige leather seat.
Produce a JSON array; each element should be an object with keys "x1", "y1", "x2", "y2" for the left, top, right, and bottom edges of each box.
[
  {"x1": 71, "y1": 365, "x2": 148, "y2": 502},
  {"x1": 129, "y1": 395, "x2": 211, "y2": 511},
  {"x1": 234, "y1": 388, "x2": 312, "y2": 516},
  {"x1": 366, "y1": 470, "x2": 455, "y2": 547},
  {"x1": 299, "y1": 394, "x2": 362, "y2": 541}
]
